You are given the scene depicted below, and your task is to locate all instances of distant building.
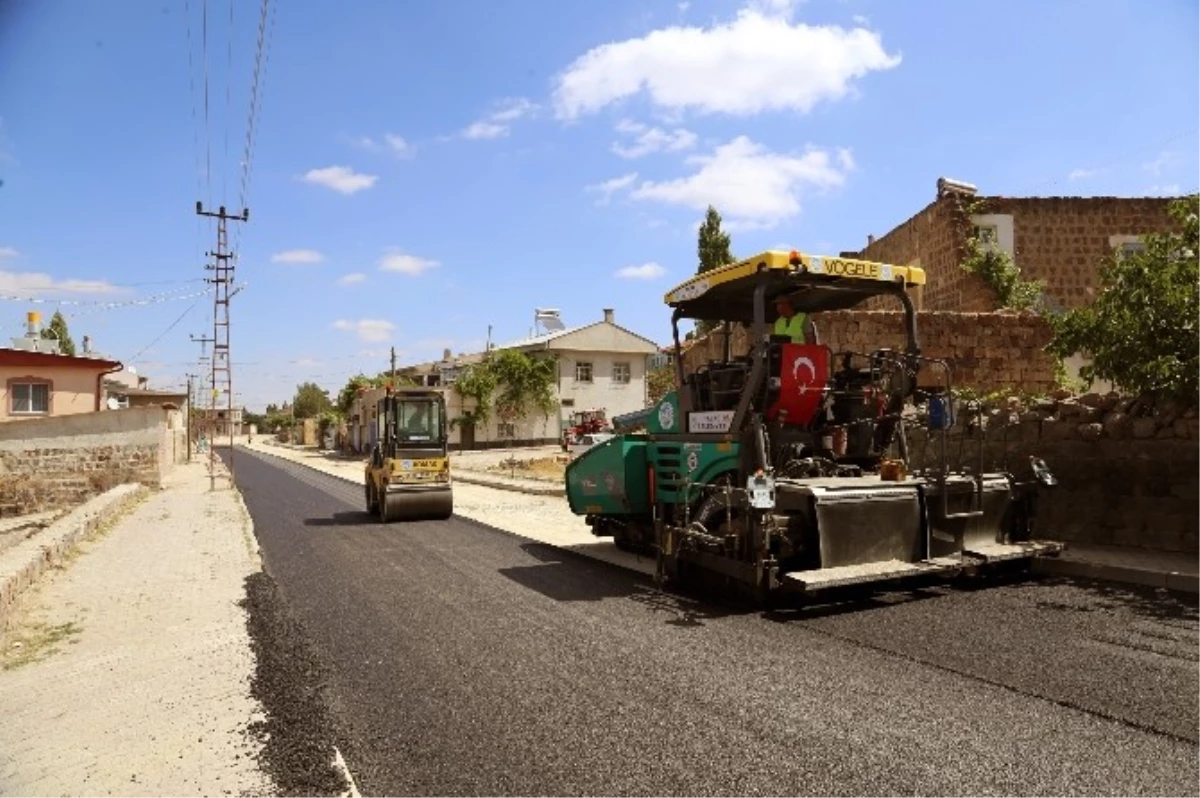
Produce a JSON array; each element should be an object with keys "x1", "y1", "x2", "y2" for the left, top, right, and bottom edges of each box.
[
  {"x1": 844, "y1": 177, "x2": 1181, "y2": 313},
  {"x1": 351, "y1": 308, "x2": 662, "y2": 450}
]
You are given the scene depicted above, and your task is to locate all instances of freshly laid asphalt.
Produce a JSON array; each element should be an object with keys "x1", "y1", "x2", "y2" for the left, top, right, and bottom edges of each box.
[{"x1": 228, "y1": 448, "x2": 1200, "y2": 797}]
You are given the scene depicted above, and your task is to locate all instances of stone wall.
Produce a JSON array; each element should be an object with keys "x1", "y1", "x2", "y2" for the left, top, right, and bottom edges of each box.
[
  {"x1": 682, "y1": 310, "x2": 1059, "y2": 393},
  {"x1": 0, "y1": 406, "x2": 176, "y2": 517},
  {"x1": 850, "y1": 193, "x2": 1179, "y2": 313},
  {"x1": 905, "y1": 393, "x2": 1199, "y2": 554}
]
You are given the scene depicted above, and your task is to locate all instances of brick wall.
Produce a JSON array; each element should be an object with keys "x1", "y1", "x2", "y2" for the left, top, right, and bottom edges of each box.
[
  {"x1": 0, "y1": 406, "x2": 176, "y2": 517},
  {"x1": 906, "y1": 394, "x2": 1199, "y2": 554},
  {"x1": 850, "y1": 193, "x2": 1179, "y2": 313},
  {"x1": 980, "y1": 196, "x2": 1178, "y2": 310},
  {"x1": 682, "y1": 311, "x2": 1058, "y2": 394}
]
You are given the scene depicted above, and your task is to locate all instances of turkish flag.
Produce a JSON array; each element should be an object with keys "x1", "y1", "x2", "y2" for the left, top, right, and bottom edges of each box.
[{"x1": 768, "y1": 344, "x2": 828, "y2": 426}]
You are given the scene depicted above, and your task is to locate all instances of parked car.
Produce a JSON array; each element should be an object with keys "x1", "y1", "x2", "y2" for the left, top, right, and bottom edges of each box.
[{"x1": 569, "y1": 432, "x2": 615, "y2": 458}]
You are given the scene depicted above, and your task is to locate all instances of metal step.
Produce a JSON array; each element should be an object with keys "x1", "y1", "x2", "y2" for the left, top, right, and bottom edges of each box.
[
  {"x1": 964, "y1": 540, "x2": 1065, "y2": 563},
  {"x1": 780, "y1": 556, "x2": 964, "y2": 592}
]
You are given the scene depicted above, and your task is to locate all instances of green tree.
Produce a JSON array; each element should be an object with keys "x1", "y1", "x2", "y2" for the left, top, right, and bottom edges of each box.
[
  {"x1": 695, "y1": 205, "x2": 735, "y2": 336},
  {"x1": 337, "y1": 373, "x2": 386, "y2": 415},
  {"x1": 646, "y1": 363, "x2": 676, "y2": 406},
  {"x1": 1047, "y1": 194, "x2": 1199, "y2": 401},
  {"x1": 41, "y1": 310, "x2": 76, "y2": 356},
  {"x1": 450, "y1": 350, "x2": 557, "y2": 443},
  {"x1": 292, "y1": 381, "x2": 333, "y2": 419},
  {"x1": 960, "y1": 231, "x2": 1044, "y2": 312}
]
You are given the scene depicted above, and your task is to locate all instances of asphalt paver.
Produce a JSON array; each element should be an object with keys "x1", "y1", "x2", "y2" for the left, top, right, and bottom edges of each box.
[{"x1": 229, "y1": 448, "x2": 1200, "y2": 797}]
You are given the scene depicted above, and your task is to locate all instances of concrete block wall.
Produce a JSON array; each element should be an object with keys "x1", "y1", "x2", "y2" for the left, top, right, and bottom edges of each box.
[
  {"x1": 681, "y1": 311, "x2": 1059, "y2": 394},
  {"x1": 906, "y1": 394, "x2": 1199, "y2": 555},
  {"x1": 0, "y1": 406, "x2": 175, "y2": 517}
]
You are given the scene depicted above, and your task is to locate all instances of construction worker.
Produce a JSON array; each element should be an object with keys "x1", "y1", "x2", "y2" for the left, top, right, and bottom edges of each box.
[{"x1": 773, "y1": 295, "x2": 812, "y2": 343}]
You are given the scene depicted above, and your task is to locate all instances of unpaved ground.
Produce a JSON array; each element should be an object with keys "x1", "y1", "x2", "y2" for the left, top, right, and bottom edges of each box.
[
  {"x1": 483, "y1": 454, "x2": 568, "y2": 482},
  {"x1": 0, "y1": 462, "x2": 274, "y2": 797}
]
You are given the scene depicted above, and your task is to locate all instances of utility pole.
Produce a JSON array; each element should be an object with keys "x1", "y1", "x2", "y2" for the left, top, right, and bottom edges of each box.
[
  {"x1": 185, "y1": 372, "x2": 198, "y2": 462},
  {"x1": 390, "y1": 346, "x2": 397, "y2": 387},
  {"x1": 191, "y1": 333, "x2": 216, "y2": 487},
  {"x1": 196, "y1": 202, "x2": 249, "y2": 490}
]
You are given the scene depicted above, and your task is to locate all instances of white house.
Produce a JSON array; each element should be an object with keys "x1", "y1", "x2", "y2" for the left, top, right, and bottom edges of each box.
[{"x1": 385, "y1": 308, "x2": 661, "y2": 450}]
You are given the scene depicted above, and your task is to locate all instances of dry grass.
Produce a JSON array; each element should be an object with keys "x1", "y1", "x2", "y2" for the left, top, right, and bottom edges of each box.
[{"x1": 484, "y1": 456, "x2": 568, "y2": 482}]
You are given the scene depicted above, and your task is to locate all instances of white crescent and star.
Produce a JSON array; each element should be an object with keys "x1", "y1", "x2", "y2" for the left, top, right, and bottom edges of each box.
[{"x1": 791, "y1": 356, "x2": 816, "y2": 393}]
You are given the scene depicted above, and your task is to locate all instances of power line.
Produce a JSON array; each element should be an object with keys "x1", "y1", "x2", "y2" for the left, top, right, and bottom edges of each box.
[
  {"x1": 1018, "y1": 127, "x2": 1200, "y2": 197},
  {"x1": 124, "y1": 300, "x2": 203, "y2": 365},
  {"x1": 201, "y1": 0, "x2": 212, "y2": 206},
  {"x1": 223, "y1": 0, "x2": 234, "y2": 204},
  {"x1": 234, "y1": 0, "x2": 276, "y2": 256}
]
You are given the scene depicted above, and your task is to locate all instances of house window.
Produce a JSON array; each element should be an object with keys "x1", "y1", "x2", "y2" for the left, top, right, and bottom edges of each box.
[
  {"x1": 575, "y1": 362, "x2": 593, "y2": 383},
  {"x1": 1119, "y1": 241, "x2": 1146, "y2": 259},
  {"x1": 11, "y1": 381, "x2": 50, "y2": 414},
  {"x1": 973, "y1": 225, "x2": 999, "y2": 246},
  {"x1": 561, "y1": 398, "x2": 576, "y2": 408},
  {"x1": 497, "y1": 422, "x2": 516, "y2": 439},
  {"x1": 612, "y1": 362, "x2": 631, "y2": 384}
]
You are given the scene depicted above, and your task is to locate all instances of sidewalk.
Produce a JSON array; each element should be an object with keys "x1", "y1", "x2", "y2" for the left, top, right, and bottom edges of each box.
[
  {"x1": 247, "y1": 440, "x2": 1198, "y2": 595},
  {"x1": 0, "y1": 461, "x2": 272, "y2": 796}
]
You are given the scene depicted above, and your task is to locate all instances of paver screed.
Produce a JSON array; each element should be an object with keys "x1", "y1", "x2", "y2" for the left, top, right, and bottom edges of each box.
[{"x1": 0, "y1": 461, "x2": 273, "y2": 797}]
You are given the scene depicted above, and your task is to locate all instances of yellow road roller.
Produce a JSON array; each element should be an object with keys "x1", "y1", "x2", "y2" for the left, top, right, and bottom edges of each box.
[{"x1": 365, "y1": 389, "x2": 454, "y2": 522}]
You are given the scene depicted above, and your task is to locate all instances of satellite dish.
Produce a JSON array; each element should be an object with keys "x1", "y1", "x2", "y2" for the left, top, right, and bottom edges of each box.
[{"x1": 106, "y1": 397, "x2": 120, "y2": 410}]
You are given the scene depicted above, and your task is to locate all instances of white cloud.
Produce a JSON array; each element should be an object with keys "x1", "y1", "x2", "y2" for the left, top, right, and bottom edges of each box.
[
  {"x1": 552, "y1": 8, "x2": 900, "y2": 119},
  {"x1": 627, "y1": 136, "x2": 852, "y2": 229},
  {"x1": 384, "y1": 134, "x2": 413, "y2": 157},
  {"x1": 0, "y1": 246, "x2": 18, "y2": 259},
  {"x1": 1145, "y1": 184, "x2": 1182, "y2": 196},
  {"x1": 852, "y1": 13, "x2": 870, "y2": 25},
  {"x1": 301, "y1": 165, "x2": 379, "y2": 195},
  {"x1": 1143, "y1": 152, "x2": 1176, "y2": 177},
  {"x1": 378, "y1": 250, "x2": 440, "y2": 276},
  {"x1": 586, "y1": 172, "x2": 639, "y2": 206},
  {"x1": 1067, "y1": 168, "x2": 1096, "y2": 181},
  {"x1": 461, "y1": 98, "x2": 537, "y2": 139},
  {"x1": 463, "y1": 122, "x2": 509, "y2": 140},
  {"x1": 270, "y1": 249, "x2": 325, "y2": 264},
  {"x1": 616, "y1": 262, "x2": 667, "y2": 279},
  {"x1": 337, "y1": 272, "x2": 367, "y2": 286},
  {"x1": 0, "y1": 269, "x2": 124, "y2": 298},
  {"x1": 351, "y1": 136, "x2": 382, "y2": 152},
  {"x1": 332, "y1": 318, "x2": 396, "y2": 343},
  {"x1": 612, "y1": 119, "x2": 697, "y2": 158}
]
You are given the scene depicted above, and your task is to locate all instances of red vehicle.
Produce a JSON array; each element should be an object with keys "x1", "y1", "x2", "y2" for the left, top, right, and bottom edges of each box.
[{"x1": 561, "y1": 409, "x2": 607, "y2": 451}]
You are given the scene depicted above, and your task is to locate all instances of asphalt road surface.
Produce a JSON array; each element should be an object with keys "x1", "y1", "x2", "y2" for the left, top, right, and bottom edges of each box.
[{"x1": 228, "y1": 449, "x2": 1199, "y2": 797}]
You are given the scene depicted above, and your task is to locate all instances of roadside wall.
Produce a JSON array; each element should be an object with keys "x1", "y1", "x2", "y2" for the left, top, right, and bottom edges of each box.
[
  {"x1": 906, "y1": 394, "x2": 1199, "y2": 554},
  {"x1": 0, "y1": 406, "x2": 177, "y2": 517},
  {"x1": 682, "y1": 310, "x2": 1058, "y2": 393}
]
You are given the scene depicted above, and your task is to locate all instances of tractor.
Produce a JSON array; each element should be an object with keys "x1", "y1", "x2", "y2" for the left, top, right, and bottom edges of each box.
[
  {"x1": 365, "y1": 389, "x2": 454, "y2": 522},
  {"x1": 565, "y1": 250, "x2": 1061, "y2": 604},
  {"x1": 561, "y1": 408, "x2": 609, "y2": 451}
]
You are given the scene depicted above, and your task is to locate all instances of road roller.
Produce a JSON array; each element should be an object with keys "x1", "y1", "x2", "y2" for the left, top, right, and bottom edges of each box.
[{"x1": 365, "y1": 389, "x2": 454, "y2": 522}]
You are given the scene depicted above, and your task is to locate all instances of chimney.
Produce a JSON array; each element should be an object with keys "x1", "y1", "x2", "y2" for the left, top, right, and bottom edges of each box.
[
  {"x1": 442, "y1": 348, "x2": 452, "y2": 361},
  {"x1": 603, "y1": 308, "x2": 614, "y2": 324},
  {"x1": 867, "y1": 234, "x2": 875, "y2": 247},
  {"x1": 82, "y1": 335, "x2": 92, "y2": 354}
]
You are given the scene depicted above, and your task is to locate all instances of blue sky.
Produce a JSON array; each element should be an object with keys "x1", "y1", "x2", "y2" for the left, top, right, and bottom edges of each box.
[{"x1": 1, "y1": 0, "x2": 1196, "y2": 411}]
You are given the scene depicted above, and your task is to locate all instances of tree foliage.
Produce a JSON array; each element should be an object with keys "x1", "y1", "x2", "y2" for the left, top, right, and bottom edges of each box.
[
  {"x1": 41, "y1": 310, "x2": 76, "y2": 356},
  {"x1": 695, "y1": 205, "x2": 736, "y2": 336},
  {"x1": 959, "y1": 201, "x2": 1045, "y2": 312},
  {"x1": 292, "y1": 381, "x2": 333, "y2": 419},
  {"x1": 451, "y1": 350, "x2": 557, "y2": 435},
  {"x1": 646, "y1": 363, "x2": 676, "y2": 406},
  {"x1": 1047, "y1": 194, "x2": 1199, "y2": 401}
]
